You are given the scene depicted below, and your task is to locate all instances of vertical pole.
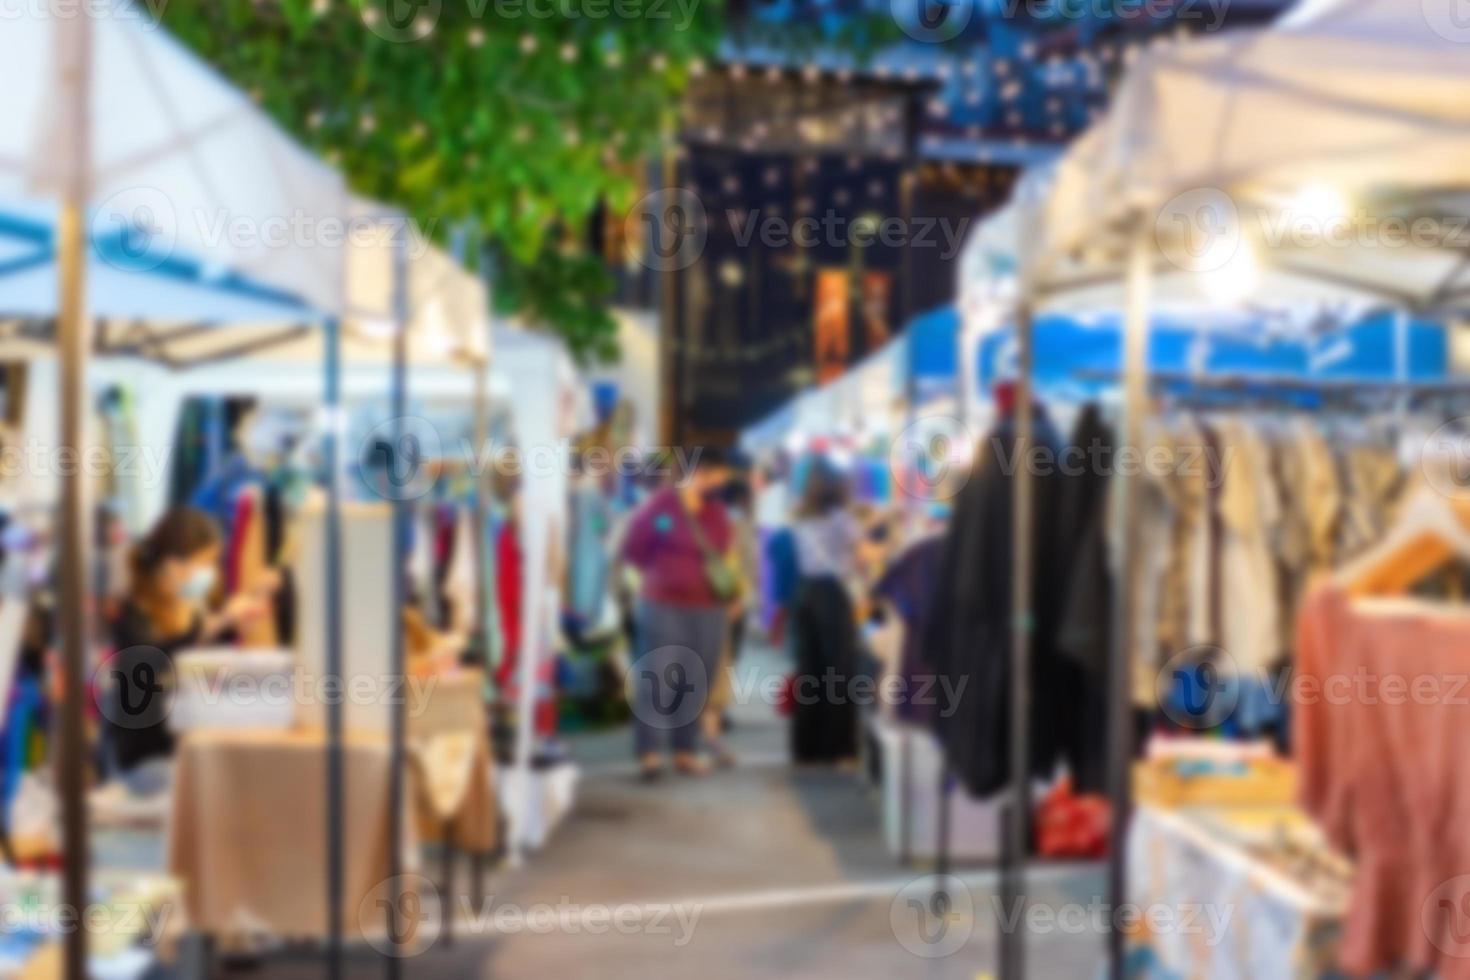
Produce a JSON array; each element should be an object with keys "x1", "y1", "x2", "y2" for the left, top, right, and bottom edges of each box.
[
  {"x1": 510, "y1": 405, "x2": 548, "y2": 868},
  {"x1": 386, "y1": 216, "x2": 411, "y2": 974},
  {"x1": 1394, "y1": 308, "x2": 1410, "y2": 419},
  {"x1": 472, "y1": 358, "x2": 489, "y2": 634},
  {"x1": 323, "y1": 313, "x2": 344, "y2": 980},
  {"x1": 1001, "y1": 300, "x2": 1034, "y2": 980},
  {"x1": 476, "y1": 246, "x2": 501, "y2": 682},
  {"x1": 1108, "y1": 229, "x2": 1151, "y2": 980},
  {"x1": 935, "y1": 764, "x2": 953, "y2": 878},
  {"x1": 898, "y1": 730, "x2": 912, "y2": 866},
  {"x1": 658, "y1": 138, "x2": 679, "y2": 446},
  {"x1": 55, "y1": 11, "x2": 92, "y2": 980}
]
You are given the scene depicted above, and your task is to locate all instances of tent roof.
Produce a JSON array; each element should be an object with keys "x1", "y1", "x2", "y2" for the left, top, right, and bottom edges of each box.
[
  {"x1": 0, "y1": 4, "x2": 489, "y2": 367},
  {"x1": 1020, "y1": 0, "x2": 1470, "y2": 314},
  {"x1": 1, "y1": 2, "x2": 347, "y2": 314},
  {"x1": 0, "y1": 196, "x2": 490, "y2": 368}
]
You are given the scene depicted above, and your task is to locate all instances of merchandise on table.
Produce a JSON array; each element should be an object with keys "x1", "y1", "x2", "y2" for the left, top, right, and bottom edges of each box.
[{"x1": 1128, "y1": 803, "x2": 1348, "y2": 980}]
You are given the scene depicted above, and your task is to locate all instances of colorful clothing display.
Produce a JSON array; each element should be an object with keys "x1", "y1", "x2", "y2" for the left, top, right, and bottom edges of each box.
[
  {"x1": 566, "y1": 482, "x2": 613, "y2": 627},
  {"x1": 871, "y1": 534, "x2": 945, "y2": 725},
  {"x1": 1296, "y1": 585, "x2": 1470, "y2": 980}
]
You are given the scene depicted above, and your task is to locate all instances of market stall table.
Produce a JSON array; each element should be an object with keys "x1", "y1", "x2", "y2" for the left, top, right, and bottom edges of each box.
[
  {"x1": 166, "y1": 728, "x2": 409, "y2": 942},
  {"x1": 1127, "y1": 803, "x2": 1350, "y2": 980}
]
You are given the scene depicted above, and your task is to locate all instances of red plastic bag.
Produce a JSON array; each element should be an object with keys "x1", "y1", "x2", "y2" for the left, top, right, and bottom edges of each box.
[
  {"x1": 1036, "y1": 777, "x2": 1111, "y2": 859},
  {"x1": 774, "y1": 674, "x2": 797, "y2": 717}
]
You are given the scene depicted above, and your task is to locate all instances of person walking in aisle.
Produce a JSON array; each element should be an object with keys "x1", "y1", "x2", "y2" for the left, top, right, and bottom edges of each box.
[
  {"x1": 788, "y1": 458, "x2": 865, "y2": 766},
  {"x1": 620, "y1": 448, "x2": 737, "y2": 781}
]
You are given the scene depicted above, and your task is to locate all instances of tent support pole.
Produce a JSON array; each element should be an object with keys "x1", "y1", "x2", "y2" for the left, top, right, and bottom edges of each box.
[
  {"x1": 1001, "y1": 299, "x2": 1034, "y2": 980},
  {"x1": 1394, "y1": 308, "x2": 1411, "y2": 419},
  {"x1": 472, "y1": 357, "x2": 489, "y2": 637},
  {"x1": 56, "y1": 12, "x2": 91, "y2": 980},
  {"x1": 1107, "y1": 227, "x2": 1150, "y2": 980},
  {"x1": 386, "y1": 217, "x2": 411, "y2": 975},
  {"x1": 324, "y1": 313, "x2": 344, "y2": 980}
]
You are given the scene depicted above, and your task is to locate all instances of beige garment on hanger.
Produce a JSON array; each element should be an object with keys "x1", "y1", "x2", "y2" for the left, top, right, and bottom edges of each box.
[
  {"x1": 444, "y1": 507, "x2": 478, "y2": 636},
  {"x1": 1214, "y1": 419, "x2": 1283, "y2": 675}
]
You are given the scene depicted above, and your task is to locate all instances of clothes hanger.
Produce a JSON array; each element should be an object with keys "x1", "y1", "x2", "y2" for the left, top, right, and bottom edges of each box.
[{"x1": 1336, "y1": 479, "x2": 1470, "y2": 598}]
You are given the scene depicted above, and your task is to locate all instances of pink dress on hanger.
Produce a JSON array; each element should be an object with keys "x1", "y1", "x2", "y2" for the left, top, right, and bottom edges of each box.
[{"x1": 1296, "y1": 585, "x2": 1470, "y2": 978}]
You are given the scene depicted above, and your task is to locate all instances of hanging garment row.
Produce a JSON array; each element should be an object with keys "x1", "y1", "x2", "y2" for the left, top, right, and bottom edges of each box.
[{"x1": 918, "y1": 397, "x2": 1438, "y2": 801}]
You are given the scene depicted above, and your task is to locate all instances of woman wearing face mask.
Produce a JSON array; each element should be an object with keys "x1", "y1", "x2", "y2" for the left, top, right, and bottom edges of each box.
[{"x1": 108, "y1": 507, "x2": 268, "y2": 788}]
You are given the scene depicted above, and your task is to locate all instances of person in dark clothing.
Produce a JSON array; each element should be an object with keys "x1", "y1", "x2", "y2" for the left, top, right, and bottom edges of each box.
[
  {"x1": 107, "y1": 507, "x2": 269, "y2": 785},
  {"x1": 788, "y1": 458, "x2": 864, "y2": 765}
]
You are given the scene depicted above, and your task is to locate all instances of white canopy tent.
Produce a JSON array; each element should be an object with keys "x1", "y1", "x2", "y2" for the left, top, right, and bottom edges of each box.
[
  {"x1": 1024, "y1": 0, "x2": 1470, "y2": 312},
  {"x1": 0, "y1": 2, "x2": 346, "y2": 315},
  {"x1": 738, "y1": 400, "x2": 797, "y2": 456},
  {"x1": 0, "y1": 4, "x2": 492, "y2": 976},
  {"x1": 0, "y1": 194, "x2": 489, "y2": 365},
  {"x1": 487, "y1": 323, "x2": 590, "y2": 861},
  {"x1": 967, "y1": 4, "x2": 1470, "y2": 978}
]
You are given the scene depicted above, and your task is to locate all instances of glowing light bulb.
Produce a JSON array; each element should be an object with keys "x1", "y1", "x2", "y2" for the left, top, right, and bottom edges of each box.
[{"x1": 1201, "y1": 238, "x2": 1261, "y2": 306}]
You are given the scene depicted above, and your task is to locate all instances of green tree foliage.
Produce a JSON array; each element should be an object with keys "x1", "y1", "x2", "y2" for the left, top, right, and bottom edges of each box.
[{"x1": 162, "y1": 0, "x2": 723, "y2": 360}]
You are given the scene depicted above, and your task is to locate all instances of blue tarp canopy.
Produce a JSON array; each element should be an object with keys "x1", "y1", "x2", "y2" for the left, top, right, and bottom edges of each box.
[
  {"x1": 977, "y1": 311, "x2": 1448, "y2": 403},
  {"x1": 905, "y1": 305, "x2": 959, "y2": 399},
  {"x1": 0, "y1": 203, "x2": 318, "y2": 328}
]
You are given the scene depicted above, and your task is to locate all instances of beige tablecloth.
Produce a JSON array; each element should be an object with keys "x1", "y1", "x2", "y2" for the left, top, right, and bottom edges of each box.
[
  {"x1": 167, "y1": 728, "x2": 408, "y2": 941},
  {"x1": 168, "y1": 670, "x2": 495, "y2": 940}
]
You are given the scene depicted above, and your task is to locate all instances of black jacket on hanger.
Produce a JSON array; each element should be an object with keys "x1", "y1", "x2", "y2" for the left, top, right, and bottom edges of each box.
[
  {"x1": 925, "y1": 406, "x2": 1079, "y2": 798},
  {"x1": 1053, "y1": 404, "x2": 1117, "y2": 794}
]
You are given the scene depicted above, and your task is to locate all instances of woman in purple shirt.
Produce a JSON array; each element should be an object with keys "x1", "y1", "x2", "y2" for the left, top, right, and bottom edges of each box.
[{"x1": 620, "y1": 449, "x2": 734, "y2": 780}]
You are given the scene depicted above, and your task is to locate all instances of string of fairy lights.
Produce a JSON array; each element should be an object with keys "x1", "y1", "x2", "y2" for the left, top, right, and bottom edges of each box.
[{"x1": 658, "y1": 7, "x2": 1258, "y2": 423}]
